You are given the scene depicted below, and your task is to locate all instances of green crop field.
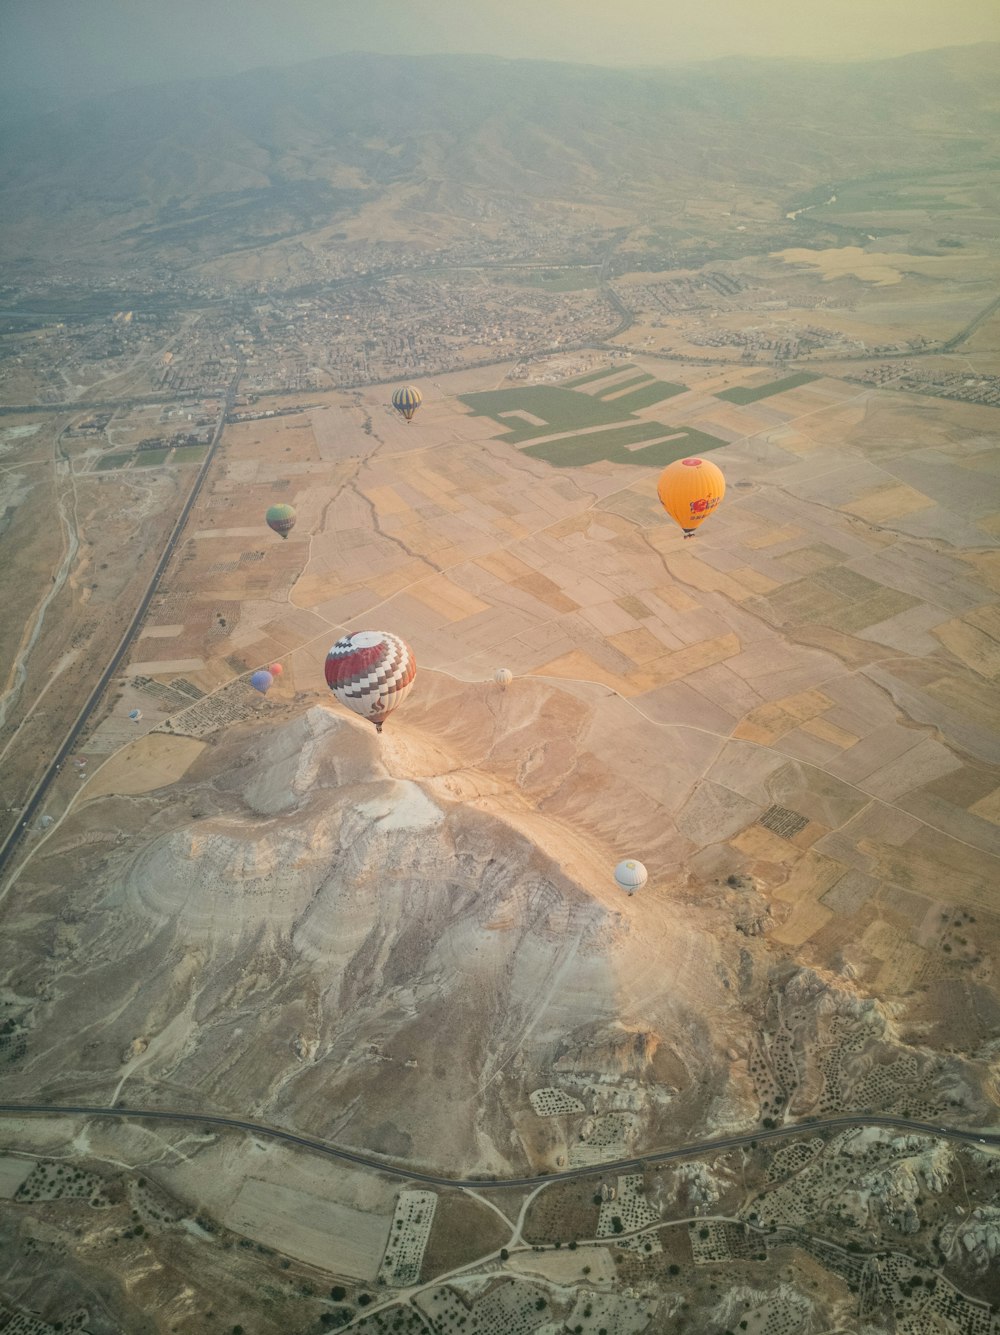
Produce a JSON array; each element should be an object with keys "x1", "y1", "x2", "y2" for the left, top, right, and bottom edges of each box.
[
  {"x1": 459, "y1": 386, "x2": 634, "y2": 442},
  {"x1": 173, "y1": 446, "x2": 207, "y2": 463},
  {"x1": 522, "y1": 424, "x2": 725, "y2": 469},
  {"x1": 561, "y1": 365, "x2": 636, "y2": 388},
  {"x1": 816, "y1": 186, "x2": 969, "y2": 215},
  {"x1": 134, "y1": 449, "x2": 169, "y2": 466},
  {"x1": 592, "y1": 373, "x2": 654, "y2": 398},
  {"x1": 500, "y1": 267, "x2": 600, "y2": 291},
  {"x1": 601, "y1": 380, "x2": 688, "y2": 411},
  {"x1": 95, "y1": 452, "x2": 133, "y2": 470},
  {"x1": 459, "y1": 379, "x2": 720, "y2": 468},
  {"x1": 716, "y1": 372, "x2": 818, "y2": 404}
]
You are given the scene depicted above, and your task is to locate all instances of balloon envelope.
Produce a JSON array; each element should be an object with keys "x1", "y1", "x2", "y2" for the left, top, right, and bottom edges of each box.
[
  {"x1": 128, "y1": 709, "x2": 142, "y2": 721},
  {"x1": 324, "y1": 631, "x2": 416, "y2": 732},
  {"x1": 657, "y1": 457, "x2": 725, "y2": 538},
  {"x1": 493, "y1": 667, "x2": 513, "y2": 687},
  {"x1": 265, "y1": 503, "x2": 296, "y2": 538},
  {"x1": 614, "y1": 859, "x2": 648, "y2": 894},
  {"x1": 250, "y1": 670, "x2": 274, "y2": 695},
  {"x1": 269, "y1": 663, "x2": 284, "y2": 676},
  {"x1": 391, "y1": 385, "x2": 422, "y2": 423}
]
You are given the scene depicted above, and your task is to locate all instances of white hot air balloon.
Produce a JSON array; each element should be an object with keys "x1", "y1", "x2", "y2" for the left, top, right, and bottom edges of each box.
[
  {"x1": 493, "y1": 667, "x2": 513, "y2": 690},
  {"x1": 614, "y1": 859, "x2": 648, "y2": 895}
]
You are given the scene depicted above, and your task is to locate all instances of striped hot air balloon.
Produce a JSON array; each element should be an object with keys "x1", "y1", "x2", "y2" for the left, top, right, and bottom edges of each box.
[
  {"x1": 657, "y1": 457, "x2": 725, "y2": 539},
  {"x1": 265, "y1": 503, "x2": 296, "y2": 539},
  {"x1": 324, "y1": 631, "x2": 416, "y2": 733},
  {"x1": 391, "y1": 385, "x2": 422, "y2": 423}
]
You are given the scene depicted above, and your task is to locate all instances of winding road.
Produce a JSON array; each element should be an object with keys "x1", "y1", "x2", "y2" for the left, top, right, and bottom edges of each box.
[{"x1": 0, "y1": 1102, "x2": 994, "y2": 1189}]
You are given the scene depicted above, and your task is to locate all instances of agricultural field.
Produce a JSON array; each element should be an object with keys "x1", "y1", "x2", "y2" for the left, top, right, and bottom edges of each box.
[
  {"x1": 562, "y1": 365, "x2": 639, "y2": 388},
  {"x1": 590, "y1": 372, "x2": 654, "y2": 396},
  {"x1": 522, "y1": 423, "x2": 723, "y2": 468},
  {"x1": 498, "y1": 266, "x2": 601, "y2": 291},
  {"x1": 797, "y1": 166, "x2": 1000, "y2": 222},
  {"x1": 458, "y1": 377, "x2": 725, "y2": 467},
  {"x1": 716, "y1": 373, "x2": 819, "y2": 404},
  {"x1": 597, "y1": 379, "x2": 688, "y2": 411},
  {"x1": 458, "y1": 385, "x2": 657, "y2": 442}
]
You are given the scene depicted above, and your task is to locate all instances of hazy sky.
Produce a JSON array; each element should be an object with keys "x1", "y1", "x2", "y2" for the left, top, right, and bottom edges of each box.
[{"x1": 4, "y1": 0, "x2": 999, "y2": 103}]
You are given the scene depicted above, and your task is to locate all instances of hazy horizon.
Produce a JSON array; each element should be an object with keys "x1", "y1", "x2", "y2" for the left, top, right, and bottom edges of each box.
[{"x1": 3, "y1": 0, "x2": 999, "y2": 109}]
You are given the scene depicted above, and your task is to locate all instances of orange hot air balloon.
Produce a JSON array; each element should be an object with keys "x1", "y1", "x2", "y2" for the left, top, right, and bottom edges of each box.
[
  {"x1": 269, "y1": 663, "x2": 283, "y2": 676},
  {"x1": 657, "y1": 456, "x2": 725, "y2": 539}
]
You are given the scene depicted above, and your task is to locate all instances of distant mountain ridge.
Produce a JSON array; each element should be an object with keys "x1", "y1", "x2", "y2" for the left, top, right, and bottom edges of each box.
[{"x1": 0, "y1": 45, "x2": 997, "y2": 272}]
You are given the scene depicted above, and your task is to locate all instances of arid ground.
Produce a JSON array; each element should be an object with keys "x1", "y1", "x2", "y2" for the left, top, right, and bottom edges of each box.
[{"x1": 2, "y1": 347, "x2": 999, "y2": 1332}]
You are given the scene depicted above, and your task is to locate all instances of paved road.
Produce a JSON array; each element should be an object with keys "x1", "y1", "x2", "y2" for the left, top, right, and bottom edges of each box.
[
  {"x1": 941, "y1": 290, "x2": 1000, "y2": 352},
  {"x1": 0, "y1": 394, "x2": 200, "y2": 416},
  {"x1": 0, "y1": 1103, "x2": 994, "y2": 1190},
  {"x1": 0, "y1": 361, "x2": 243, "y2": 886}
]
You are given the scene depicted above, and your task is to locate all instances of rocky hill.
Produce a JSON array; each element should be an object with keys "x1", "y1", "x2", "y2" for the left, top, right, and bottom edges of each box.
[
  {"x1": 5, "y1": 695, "x2": 997, "y2": 1176},
  {"x1": 5, "y1": 707, "x2": 740, "y2": 1171}
]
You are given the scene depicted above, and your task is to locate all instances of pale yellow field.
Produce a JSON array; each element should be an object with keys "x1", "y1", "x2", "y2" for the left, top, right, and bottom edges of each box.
[
  {"x1": 223, "y1": 1177, "x2": 391, "y2": 1278},
  {"x1": 80, "y1": 734, "x2": 207, "y2": 800},
  {"x1": 774, "y1": 245, "x2": 1000, "y2": 286}
]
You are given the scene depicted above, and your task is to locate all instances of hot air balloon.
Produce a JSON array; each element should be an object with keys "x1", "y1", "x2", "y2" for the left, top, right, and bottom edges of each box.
[
  {"x1": 250, "y1": 669, "x2": 274, "y2": 695},
  {"x1": 265, "y1": 503, "x2": 296, "y2": 539},
  {"x1": 493, "y1": 667, "x2": 513, "y2": 690},
  {"x1": 269, "y1": 663, "x2": 283, "y2": 677},
  {"x1": 324, "y1": 631, "x2": 416, "y2": 733},
  {"x1": 657, "y1": 457, "x2": 725, "y2": 539},
  {"x1": 614, "y1": 859, "x2": 648, "y2": 895},
  {"x1": 128, "y1": 709, "x2": 143, "y2": 721},
  {"x1": 391, "y1": 386, "x2": 422, "y2": 423}
]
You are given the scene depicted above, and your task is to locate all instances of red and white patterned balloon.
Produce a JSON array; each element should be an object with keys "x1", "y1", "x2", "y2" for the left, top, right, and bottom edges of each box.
[{"x1": 323, "y1": 631, "x2": 417, "y2": 733}]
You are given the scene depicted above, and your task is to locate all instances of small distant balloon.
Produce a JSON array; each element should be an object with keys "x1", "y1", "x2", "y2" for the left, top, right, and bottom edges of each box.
[
  {"x1": 493, "y1": 667, "x2": 513, "y2": 689},
  {"x1": 128, "y1": 709, "x2": 143, "y2": 721},
  {"x1": 269, "y1": 662, "x2": 283, "y2": 676},
  {"x1": 657, "y1": 457, "x2": 725, "y2": 539},
  {"x1": 614, "y1": 859, "x2": 648, "y2": 895},
  {"x1": 391, "y1": 385, "x2": 422, "y2": 423},
  {"x1": 265, "y1": 503, "x2": 296, "y2": 539},
  {"x1": 250, "y1": 669, "x2": 274, "y2": 695},
  {"x1": 324, "y1": 631, "x2": 416, "y2": 733}
]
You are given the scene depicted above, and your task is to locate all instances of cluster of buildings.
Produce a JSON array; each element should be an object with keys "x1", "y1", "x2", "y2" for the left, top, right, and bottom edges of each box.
[
  {"x1": 685, "y1": 322, "x2": 852, "y2": 361},
  {"x1": 228, "y1": 277, "x2": 617, "y2": 392},
  {"x1": 0, "y1": 271, "x2": 618, "y2": 405},
  {"x1": 612, "y1": 273, "x2": 867, "y2": 362},
  {"x1": 64, "y1": 411, "x2": 114, "y2": 436},
  {"x1": 156, "y1": 328, "x2": 239, "y2": 398},
  {"x1": 225, "y1": 403, "x2": 317, "y2": 424},
  {"x1": 858, "y1": 364, "x2": 1000, "y2": 407},
  {"x1": 0, "y1": 310, "x2": 181, "y2": 404},
  {"x1": 135, "y1": 429, "x2": 211, "y2": 451},
  {"x1": 612, "y1": 270, "x2": 753, "y2": 314}
]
